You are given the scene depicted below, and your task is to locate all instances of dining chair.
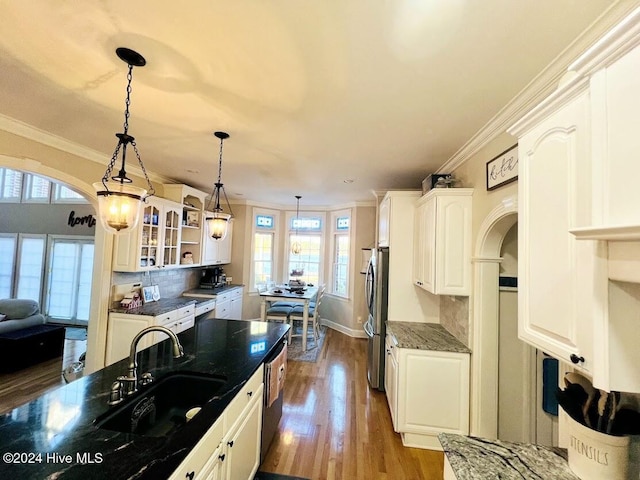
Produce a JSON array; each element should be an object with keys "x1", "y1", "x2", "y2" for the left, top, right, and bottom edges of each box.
[
  {"x1": 288, "y1": 284, "x2": 325, "y2": 345},
  {"x1": 265, "y1": 304, "x2": 293, "y2": 324}
]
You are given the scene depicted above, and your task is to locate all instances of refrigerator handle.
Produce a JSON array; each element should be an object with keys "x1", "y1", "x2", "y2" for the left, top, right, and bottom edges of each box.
[{"x1": 363, "y1": 318, "x2": 374, "y2": 337}]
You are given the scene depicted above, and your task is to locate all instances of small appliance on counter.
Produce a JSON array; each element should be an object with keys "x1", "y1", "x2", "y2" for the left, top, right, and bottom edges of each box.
[{"x1": 199, "y1": 267, "x2": 226, "y2": 288}]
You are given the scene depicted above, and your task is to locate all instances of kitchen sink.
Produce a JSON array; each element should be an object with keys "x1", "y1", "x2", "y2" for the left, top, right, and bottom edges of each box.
[{"x1": 94, "y1": 372, "x2": 227, "y2": 437}]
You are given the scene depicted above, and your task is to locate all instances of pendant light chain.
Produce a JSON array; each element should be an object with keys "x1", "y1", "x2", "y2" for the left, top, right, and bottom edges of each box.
[{"x1": 205, "y1": 132, "x2": 233, "y2": 217}]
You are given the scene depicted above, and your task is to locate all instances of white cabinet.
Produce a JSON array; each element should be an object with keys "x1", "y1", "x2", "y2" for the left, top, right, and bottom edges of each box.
[
  {"x1": 212, "y1": 287, "x2": 243, "y2": 320},
  {"x1": 413, "y1": 189, "x2": 473, "y2": 296},
  {"x1": 384, "y1": 334, "x2": 398, "y2": 431},
  {"x1": 112, "y1": 197, "x2": 183, "y2": 272},
  {"x1": 202, "y1": 213, "x2": 233, "y2": 266},
  {"x1": 378, "y1": 195, "x2": 391, "y2": 247},
  {"x1": 229, "y1": 287, "x2": 243, "y2": 320},
  {"x1": 378, "y1": 191, "x2": 440, "y2": 323},
  {"x1": 169, "y1": 365, "x2": 264, "y2": 480},
  {"x1": 386, "y1": 337, "x2": 470, "y2": 450},
  {"x1": 163, "y1": 184, "x2": 208, "y2": 267},
  {"x1": 105, "y1": 304, "x2": 195, "y2": 365},
  {"x1": 509, "y1": 81, "x2": 598, "y2": 375}
]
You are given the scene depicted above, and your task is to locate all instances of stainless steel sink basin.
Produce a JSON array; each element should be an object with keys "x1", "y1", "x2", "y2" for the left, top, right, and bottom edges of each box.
[{"x1": 94, "y1": 372, "x2": 227, "y2": 437}]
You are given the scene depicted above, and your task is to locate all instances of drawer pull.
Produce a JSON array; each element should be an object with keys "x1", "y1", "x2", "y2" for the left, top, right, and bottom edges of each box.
[
  {"x1": 227, "y1": 440, "x2": 234, "y2": 447},
  {"x1": 247, "y1": 391, "x2": 253, "y2": 398},
  {"x1": 218, "y1": 453, "x2": 225, "y2": 461}
]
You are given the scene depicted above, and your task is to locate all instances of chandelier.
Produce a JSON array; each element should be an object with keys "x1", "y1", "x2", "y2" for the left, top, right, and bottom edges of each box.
[
  {"x1": 205, "y1": 131, "x2": 234, "y2": 240},
  {"x1": 93, "y1": 47, "x2": 155, "y2": 234},
  {"x1": 291, "y1": 195, "x2": 302, "y2": 254}
]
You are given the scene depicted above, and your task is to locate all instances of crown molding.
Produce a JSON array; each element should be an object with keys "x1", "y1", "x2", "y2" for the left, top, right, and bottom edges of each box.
[
  {"x1": 0, "y1": 112, "x2": 173, "y2": 185},
  {"x1": 438, "y1": 1, "x2": 640, "y2": 174}
]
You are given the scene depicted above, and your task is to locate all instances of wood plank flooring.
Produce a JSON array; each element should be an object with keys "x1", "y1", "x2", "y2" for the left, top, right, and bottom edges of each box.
[
  {"x1": 260, "y1": 328, "x2": 444, "y2": 479},
  {"x1": 0, "y1": 337, "x2": 86, "y2": 414}
]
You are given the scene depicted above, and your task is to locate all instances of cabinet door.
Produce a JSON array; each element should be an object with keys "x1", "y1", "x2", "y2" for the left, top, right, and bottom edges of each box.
[
  {"x1": 434, "y1": 194, "x2": 471, "y2": 295},
  {"x1": 384, "y1": 335, "x2": 398, "y2": 431},
  {"x1": 518, "y1": 91, "x2": 594, "y2": 372},
  {"x1": 217, "y1": 222, "x2": 233, "y2": 264},
  {"x1": 163, "y1": 204, "x2": 182, "y2": 268},
  {"x1": 421, "y1": 196, "x2": 437, "y2": 293},
  {"x1": 398, "y1": 349, "x2": 469, "y2": 436},
  {"x1": 412, "y1": 202, "x2": 425, "y2": 287},
  {"x1": 106, "y1": 314, "x2": 153, "y2": 365},
  {"x1": 202, "y1": 219, "x2": 219, "y2": 266},
  {"x1": 224, "y1": 385, "x2": 263, "y2": 480},
  {"x1": 378, "y1": 195, "x2": 391, "y2": 247},
  {"x1": 168, "y1": 416, "x2": 224, "y2": 480},
  {"x1": 215, "y1": 299, "x2": 231, "y2": 319}
]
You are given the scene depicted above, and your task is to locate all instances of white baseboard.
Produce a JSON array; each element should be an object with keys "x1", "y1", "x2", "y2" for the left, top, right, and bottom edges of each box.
[{"x1": 320, "y1": 318, "x2": 367, "y2": 338}]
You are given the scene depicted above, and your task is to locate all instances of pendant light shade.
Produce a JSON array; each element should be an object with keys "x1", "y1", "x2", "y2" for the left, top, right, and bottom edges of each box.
[
  {"x1": 291, "y1": 195, "x2": 302, "y2": 254},
  {"x1": 93, "y1": 47, "x2": 155, "y2": 234},
  {"x1": 205, "y1": 131, "x2": 234, "y2": 240}
]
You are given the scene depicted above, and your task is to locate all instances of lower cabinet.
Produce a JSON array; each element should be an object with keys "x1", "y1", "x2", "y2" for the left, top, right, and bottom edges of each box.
[
  {"x1": 384, "y1": 334, "x2": 398, "y2": 431},
  {"x1": 214, "y1": 287, "x2": 243, "y2": 320},
  {"x1": 385, "y1": 334, "x2": 470, "y2": 450},
  {"x1": 169, "y1": 365, "x2": 264, "y2": 480},
  {"x1": 106, "y1": 305, "x2": 195, "y2": 365}
]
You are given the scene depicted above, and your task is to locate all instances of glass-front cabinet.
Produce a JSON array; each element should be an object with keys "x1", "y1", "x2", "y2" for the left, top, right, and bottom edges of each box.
[{"x1": 112, "y1": 198, "x2": 183, "y2": 272}]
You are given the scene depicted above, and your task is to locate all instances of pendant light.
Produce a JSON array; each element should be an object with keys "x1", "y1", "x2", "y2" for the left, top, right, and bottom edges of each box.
[
  {"x1": 93, "y1": 47, "x2": 155, "y2": 234},
  {"x1": 205, "y1": 131, "x2": 234, "y2": 240},
  {"x1": 291, "y1": 195, "x2": 302, "y2": 254}
]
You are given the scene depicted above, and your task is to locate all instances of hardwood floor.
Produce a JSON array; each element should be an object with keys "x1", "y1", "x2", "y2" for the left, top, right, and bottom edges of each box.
[
  {"x1": 261, "y1": 328, "x2": 444, "y2": 480},
  {"x1": 0, "y1": 337, "x2": 86, "y2": 414}
]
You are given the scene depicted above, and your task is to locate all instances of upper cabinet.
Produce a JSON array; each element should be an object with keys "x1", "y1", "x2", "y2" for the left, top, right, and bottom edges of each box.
[
  {"x1": 509, "y1": 83, "x2": 598, "y2": 375},
  {"x1": 378, "y1": 194, "x2": 391, "y2": 247},
  {"x1": 202, "y1": 213, "x2": 233, "y2": 266},
  {"x1": 163, "y1": 184, "x2": 207, "y2": 267},
  {"x1": 507, "y1": 8, "x2": 640, "y2": 389},
  {"x1": 112, "y1": 197, "x2": 184, "y2": 272},
  {"x1": 413, "y1": 189, "x2": 473, "y2": 296}
]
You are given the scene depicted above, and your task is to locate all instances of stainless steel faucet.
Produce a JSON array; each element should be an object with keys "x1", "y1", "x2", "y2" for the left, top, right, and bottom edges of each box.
[{"x1": 108, "y1": 326, "x2": 184, "y2": 404}]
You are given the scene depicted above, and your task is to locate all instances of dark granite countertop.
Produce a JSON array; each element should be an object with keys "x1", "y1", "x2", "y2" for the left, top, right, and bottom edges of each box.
[
  {"x1": 109, "y1": 296, "x2": 197, "y2": 316},
  {"x1": 0, "y1": 319, "x2": 289, "y2": 479},
  {"x1": 439, "y1": 433, "x2": 577, "y2": 479},
  {"x1": 386, "y1": 321, "x2": 471, "y2": 353}
]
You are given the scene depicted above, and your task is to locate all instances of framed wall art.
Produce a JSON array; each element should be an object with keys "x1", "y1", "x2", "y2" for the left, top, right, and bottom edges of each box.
[{"x1": 486, "y1": 144, "x2": 518, "y2": 191}]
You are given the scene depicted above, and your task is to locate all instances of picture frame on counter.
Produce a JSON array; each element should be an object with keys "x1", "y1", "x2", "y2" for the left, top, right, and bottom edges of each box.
[
  {"x1": 486, "y1": 144, "x2": 518, "y2": 191},
  {"x1": 142, "y1": 286, "x2": 155, "y2": 303}
]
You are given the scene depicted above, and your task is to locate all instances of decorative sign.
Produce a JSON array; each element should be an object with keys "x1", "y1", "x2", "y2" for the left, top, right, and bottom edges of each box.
[
  {"x1": 486, "y1": 144, "x2": 518, "y2": 191},
  {"x1": 68, "y1": 210, "x2": 96, "y2": 228}
]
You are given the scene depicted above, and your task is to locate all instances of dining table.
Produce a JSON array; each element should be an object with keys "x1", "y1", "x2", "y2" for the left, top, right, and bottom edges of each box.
[{"x1": 259, "y1": 285, "x2": 319, "y2": 352}]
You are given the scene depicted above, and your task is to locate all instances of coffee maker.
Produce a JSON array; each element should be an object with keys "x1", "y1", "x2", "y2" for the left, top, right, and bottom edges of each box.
[{"x1": 200, "y1": 267, "x2": 225, "y2": 288}]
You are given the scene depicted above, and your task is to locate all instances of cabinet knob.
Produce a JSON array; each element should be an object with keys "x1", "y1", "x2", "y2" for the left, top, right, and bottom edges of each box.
[
  {"x1": 570, "y1": 354, "x2": 585, "y2": 364},
  {"x1": 218, "y1": 453, "x2": 225, "y2": 461},
  {"x1": 185, "y1": 472, "x2": 195, "y2": 480},
  {"x1": 227, "y1": 440, "x2": 234, "y2": 447},
  {"x1": 247, "y1": 391, "x2": 253, "y2": 398}
]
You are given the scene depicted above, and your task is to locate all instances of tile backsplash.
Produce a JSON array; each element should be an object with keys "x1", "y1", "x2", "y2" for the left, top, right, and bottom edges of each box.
[
  {"x1": 440, "y1": 295, "x2": 470, "y2": 348},
  {"x1": 112, "y1": 268, "x2": 202, "y2": 300}
]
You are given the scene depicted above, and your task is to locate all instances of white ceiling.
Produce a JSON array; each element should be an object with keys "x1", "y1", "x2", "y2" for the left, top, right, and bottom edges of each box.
[{"x1": 0, "y1": 1, "x2": 619, "y2": 206}]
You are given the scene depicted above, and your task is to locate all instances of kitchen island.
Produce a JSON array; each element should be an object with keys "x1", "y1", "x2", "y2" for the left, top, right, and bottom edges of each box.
[{"x1": 0, "y1": 318, "x2": 289, "y2": 479}]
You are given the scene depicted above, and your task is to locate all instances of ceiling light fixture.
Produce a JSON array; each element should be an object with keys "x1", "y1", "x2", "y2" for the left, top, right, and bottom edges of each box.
[
  {"x1": 205, "y1": 131, "x2": 234, "y2": 240},
  {"x1": 93, "y1": 47, "x2": 155, "y2": 234},
  {"x1": 291, "y1": 195, "x2": 302, "y2": 255}
]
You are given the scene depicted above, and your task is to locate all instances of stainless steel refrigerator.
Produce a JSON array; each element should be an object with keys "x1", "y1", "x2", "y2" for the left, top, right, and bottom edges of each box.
[{"x1": 364, "y1": 247, "x2": 388, "y2": 390}]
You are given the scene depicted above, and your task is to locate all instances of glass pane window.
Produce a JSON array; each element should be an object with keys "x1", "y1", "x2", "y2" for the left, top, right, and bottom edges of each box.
[
  {"x1": 291, "y1": 217, "x2": 322, "y2": 231},
  {"x1": 0, "y1": 168, "x2": 22, "y2": 201},
  {"x1": 16, "y1": 237, "x2": 45, "y2": 301},
  {"x1": 23, "y1": 174, "x2": 51, "y2": 202},
  {"x1": 333, "y1": 234, "x2": 349, "y2": 296},
  {"x1": 256, "y1": 215, "x2": 274, "y2": 229},
  {"x1": 288, "y1": 234, "x2": 321, "y2": 286},
  {"x1": 0, "y1": 236, "x2": 16, "y2": 298},
  {"x1": 253, "y1": 232, "x2": 274, "y2": 289},
  {"x1": 46, "y1": 239, "x2": 94, "y2": 321},
  {"x1": 54, "y1": 184, "x2": 86, "y2": 203},
  {"x1": 336, "y1": 217, "x2": 350, "y2": 230}
]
